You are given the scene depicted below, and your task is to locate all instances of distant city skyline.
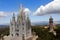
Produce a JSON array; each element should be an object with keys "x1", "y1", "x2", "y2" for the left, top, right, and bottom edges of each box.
[{"x1": 0, "y1": 0, "x2": 60, "y2": 25}]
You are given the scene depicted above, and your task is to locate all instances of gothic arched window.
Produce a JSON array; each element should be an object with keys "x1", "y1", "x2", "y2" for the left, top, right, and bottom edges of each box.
[
  {"x1": 11, "y1": 34, "x2": 13, "y2": 36},
  {"x1": 22, "y1": 22, "x2": 24, "y2": 26},
  {"x1": 16, "y1": 33, "x2": 19, "y2": 36},
  {"x1": 16, "y1": 29, "x2": 19, "y2": 32}
]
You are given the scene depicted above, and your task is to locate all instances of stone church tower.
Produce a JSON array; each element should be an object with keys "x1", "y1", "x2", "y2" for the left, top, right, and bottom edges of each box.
[
  {"x1": 10, "y1": 4, "x2": 32, "y2": 40},
  {"x1": 49, "y1": 16, "x2": 54, "y2": 32}
]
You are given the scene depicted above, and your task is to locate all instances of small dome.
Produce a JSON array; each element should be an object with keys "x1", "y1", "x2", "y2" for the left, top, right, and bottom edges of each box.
[{"x1": 49, "y1": 16, "x2": 53, "y2": 20}]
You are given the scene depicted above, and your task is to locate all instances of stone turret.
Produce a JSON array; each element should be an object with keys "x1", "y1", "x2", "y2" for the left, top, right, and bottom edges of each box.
[
  {"x1": 10, "y1": 13, "x2": 16, "y2": 37},
  {"x1": 49, "y1": 16, "x2": 56, "y2": 36},
  {"x1": 49, "y1": 16, "x2": 54, "y2": 32}
]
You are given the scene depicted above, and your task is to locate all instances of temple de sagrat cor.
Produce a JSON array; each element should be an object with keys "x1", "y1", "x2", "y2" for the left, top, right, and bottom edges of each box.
[{"x1": 2, "y1": 4, "x2": 38, "y2": 40}]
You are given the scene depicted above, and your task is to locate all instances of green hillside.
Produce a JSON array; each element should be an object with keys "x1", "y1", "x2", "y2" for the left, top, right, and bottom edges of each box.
[
  {"x1": 0, "y1": 25, "x2": 60, "y2": 40},
  {"x1": 32, "y1": 26, "x2": 60, "y2": 40}
]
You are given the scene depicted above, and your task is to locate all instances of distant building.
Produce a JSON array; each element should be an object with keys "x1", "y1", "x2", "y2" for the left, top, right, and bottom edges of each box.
[
  {"x1": 49, "y1": 16, "x2": 56, "y2": 36},
  {"x1": 44, "y1": 26, "x2": 49, "y2": 29},
  {"x1": 49, "y1": 16, "x2": 54, "y2": 32}
]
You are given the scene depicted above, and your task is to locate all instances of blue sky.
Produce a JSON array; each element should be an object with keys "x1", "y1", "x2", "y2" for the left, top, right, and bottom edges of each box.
[{"x1": 0, "y1": 0, "x2": 60, "y2": 25}]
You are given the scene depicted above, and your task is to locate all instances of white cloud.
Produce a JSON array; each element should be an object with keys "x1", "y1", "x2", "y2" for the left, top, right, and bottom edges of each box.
[
  {"x1": 33, "y1": 0, "x2": 60, "y2": 16},
  {"x1": 0, "y1": 11, "x2": 18, "y2": 17},
  {"x1": 24, "y1": 8, "x2": 31, "y2": 15},
  {"x1": 0, "y1": 8, "x2": 30, "y2": 17},
  {"x1": 0, "y1": 11, "x2": 7, "y2": 17}
]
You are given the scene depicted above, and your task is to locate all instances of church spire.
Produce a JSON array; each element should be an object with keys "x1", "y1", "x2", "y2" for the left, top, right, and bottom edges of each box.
[
  {"x1": 20, "y1": 4, "x2": 23, "y2": 14},
  {"x1": 20, "y1": 4, "x2": 22, "y2": 10},
  {"x1": 12, "y1": 13, "x2": 15, "y2": 21},
  {"x1": 19, "y1": 4, "x2": 24, "y2": 20}
]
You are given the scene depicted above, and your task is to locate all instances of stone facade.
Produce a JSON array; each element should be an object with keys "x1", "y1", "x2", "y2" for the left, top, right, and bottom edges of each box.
[
  {"x1": 3, "y1": 4, "x2": 38, "y2": 40},
  {"x1": 6, "y1": 4, "x2": 32, "y2": 40}
]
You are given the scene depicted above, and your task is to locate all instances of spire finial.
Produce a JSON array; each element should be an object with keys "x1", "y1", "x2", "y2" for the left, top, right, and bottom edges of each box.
[
  {"x1": 50, "y1": 16, "x2": 52, "y2": 18},
  {"x1": 49, "y1": 16, "x2": 53, "y2": 20},
  {"x1": 20, "y1": 4, "x2": 22, "y2": 8},
  {"x1": 20, "y1": 4, "x2": 23, "y2": 11},
  {"x1": 13, "y1": 12, "x2": 15, "y2": 17}
]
